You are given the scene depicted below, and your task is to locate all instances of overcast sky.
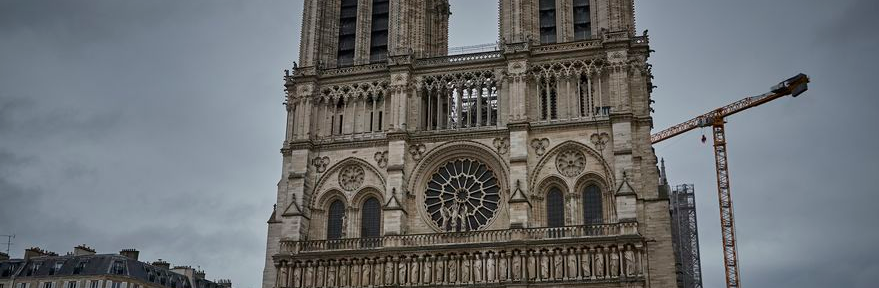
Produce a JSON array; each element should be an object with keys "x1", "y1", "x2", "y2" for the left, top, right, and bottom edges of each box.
[{"x1": 1, "y1": 0, "x2": 877, "y2": 287}]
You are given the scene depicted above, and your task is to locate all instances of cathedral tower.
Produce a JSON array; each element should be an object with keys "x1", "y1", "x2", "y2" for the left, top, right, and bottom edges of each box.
[{"x1": 264, "y1": 0, "x2": 676, "y2": 287}]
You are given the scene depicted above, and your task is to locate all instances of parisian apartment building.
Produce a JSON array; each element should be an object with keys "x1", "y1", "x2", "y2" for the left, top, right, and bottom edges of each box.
[{"x1": 0, "y1": 246, "x2": 231, "y2": 288}]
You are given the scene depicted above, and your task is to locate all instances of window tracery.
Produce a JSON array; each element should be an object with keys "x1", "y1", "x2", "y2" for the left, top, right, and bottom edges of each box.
[
  {"x1": 424, "y1": 158, "x2": 500, "y2": 232},
  {"x1": 556, "y1": 149, "x2": 586, "y2": 177}
]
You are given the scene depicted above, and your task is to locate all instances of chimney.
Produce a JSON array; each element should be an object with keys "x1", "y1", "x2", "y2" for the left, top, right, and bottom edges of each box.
[
  {"x1": 24, "y1": 247, "x2": 54, "y2": 260},
  {"x1": 0, "y1": 252, "x2": 9, "y2": 261},
  {"x1": 194, "y1": 270, "x2": 206, "y2": 280},
  {"x1": 152, "y1": 259, "x2": 171, "y2": 270},
  {"x1": 74, "y1": 245, "x2": 96, "y2": 256},
  {"x1": 216, "y1": 280, "x2": 232, "y2": 288},
  {"x1": 119, "y1": 249, "x2": 139, "y2": 261}
]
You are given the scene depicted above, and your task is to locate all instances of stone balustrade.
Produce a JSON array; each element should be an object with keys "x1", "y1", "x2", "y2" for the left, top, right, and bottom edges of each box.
[{"x1": 273, "y1": 224, "x2": 645, "y2": 288}]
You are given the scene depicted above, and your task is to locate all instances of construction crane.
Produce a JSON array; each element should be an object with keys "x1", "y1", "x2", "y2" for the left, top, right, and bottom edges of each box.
[{"x1": 651, "y1": 73, "x2": 811, "y2": 288}]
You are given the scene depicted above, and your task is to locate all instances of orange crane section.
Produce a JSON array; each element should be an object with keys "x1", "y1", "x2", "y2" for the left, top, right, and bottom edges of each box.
[{"x1": 652, "y1": 74, "x2": 811, "y2": 288}]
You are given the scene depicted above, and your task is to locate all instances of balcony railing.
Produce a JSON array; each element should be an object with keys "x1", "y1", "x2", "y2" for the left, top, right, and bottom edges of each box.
[{"x1": 280, "y1": 223, "x2": 638, "y2": 254}]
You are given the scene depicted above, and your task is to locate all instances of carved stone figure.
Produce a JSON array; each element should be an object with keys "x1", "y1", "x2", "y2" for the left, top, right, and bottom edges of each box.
[
  {"x1": 279, "y1": 265, "x2": 289, "y2": 287},
  {"x1": 292, "y1": 264, "x2": 301, "y2": 288},
  {"x1": 609, "y1": 250, "x2": 620, "y2": 277},
  {"x1": 338, "y1": 164, "x2": 365, "y2": 191},
  {"x1": 527, "y1": 252, "x2": 537, "y2": 280},
  {"x1": 486, "y1": 255, "x2": 496, "y2": 282},
  {"x1": 556, "y1": 149, "x2": 587, "y2": 177},
  {"x1": 316, "y1": 264, "x2": 325, "y2": 287},
  {"x1": 540, "y1": 253, "x2": 550, "y2": 280},
  {"x1": 422, "y1": 258, "x2": 432, "y2": 285},
  {"x1": 372, "y1": 260, "x2": 382, "y2": 286},
  {"x1": 511, "y1": 253, "x2": 521, "y2": 280},
  {"x1": 326, "y1": 265, "x2": 336, "y2": 287},
  {"x1": 625, "y1": 249, "x2": 637, "y2": 276},
  {"x1": 384, "y1": 260, "x2": 394, "y2": 285},
  {"x1": 350, "y1": 261, "x2": 360, "y2": 287},
  {"x1": 434, "y1": 258, "x2": 444, "y2": 283},
  {"x1": 338, "y1": 263, "x2": 348, "y2": 287},
  {"x1": 594, "y1": 252, "x2": 605, "y2": 278},
  {"x1": 580, "y1": 251, "x2": 591, "y2": 278},
  {"x1": 398, "y1": 258, "x2": 407, "y2": 285},
  {"x1": 461, "y1": 257, "x2": 470, "y2": 283},
  {"x1": 567, "y1": 252, "x2": 578, "y2": 279},
  {"x1": 304, "y1": 264, "x2": 313, "y2": 288},
  {"x1": 410, "y1": 257, "x2": 419, "y2": 284},
  {"x1": 448, "y1": 257, "x2": 458, "y2": 283},
  {"x1": 473, "y1": 254, "x2": 483, "y2": 282},
  {"x1": 498, "y1": 254, "x2": 508, "y2": 281},
  {"x1": 553, "y1": 251, "x2": 564, "y2": 279}
]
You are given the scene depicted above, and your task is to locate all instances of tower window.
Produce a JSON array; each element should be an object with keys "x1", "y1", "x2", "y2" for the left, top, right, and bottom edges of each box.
[
  {"x1": 547, "y1": 188, "x2": 565, "y2": 227},
  {"x1": 327, "y1": 200, "x2": 346, "y2": 240},
  {"x1": 573, "y1": 0, "x2": 592, "y2": 40},
  {"x1": 583, "y1": 184, "x2": 603, "y2": 224},
  {"x1": 337, "y1": 0, "x2": 358, "y2": 66},
  {"x1": 539, "y1": 0, "x2": 557, "y2": 44},
  {"x1": 370, "y1": 0, "x2": 389, "y2": 63}
]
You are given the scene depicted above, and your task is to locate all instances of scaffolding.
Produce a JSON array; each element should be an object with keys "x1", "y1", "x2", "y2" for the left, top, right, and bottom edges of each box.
[{"x1": 670, "y1": 184, "x2": 704, "y2": 288}]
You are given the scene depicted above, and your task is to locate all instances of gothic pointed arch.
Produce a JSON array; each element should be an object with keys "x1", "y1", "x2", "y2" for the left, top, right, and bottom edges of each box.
[{"x1": 311, "y1": 157, "x2": 387, "y2": 212}]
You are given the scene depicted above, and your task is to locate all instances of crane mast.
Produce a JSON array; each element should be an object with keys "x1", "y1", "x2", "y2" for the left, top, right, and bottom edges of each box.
[{"x1": 652, "y1": 74, "x2": 810, "y2": 288}]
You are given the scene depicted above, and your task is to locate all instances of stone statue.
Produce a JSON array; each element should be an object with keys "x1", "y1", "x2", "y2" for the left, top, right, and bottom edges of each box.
[
  {"x1": 372, "y1": 261, "x2": 382, "y2": 286},
  {"x1": 338, "y1": 263, "x2": 348, "y2": 287},
  {"x1": 567, "y1": 253, "x2": 578, "y2": 279},
  {"x1": 527, "y1": 253, "x2": 537, "y2": 280},
  {"x1": 410, "y1": 258, "x2": 419, "y2": 284},
  {"x1": 434, "y1": 258, "x2": 444, "y2": 283},
  {"x1": 448, "y1": 257, "x2": 458, "y2": 283},
  {"x1": 498, "y1": 254, "x2": 507, "y2": 281},
  {"x1": 540, "y1": 254, "x2": 550, "y2": 280},
  {"x1": 398, "y1": 259, "x2": 407, "y2": 285},
  {"x1": 474, "y1": 255, "x2": 484, "y2": 282},
  {"x1": 422, "y1": 258, "x2": 431, "y2": 285},
  {"x1": 279, "y1": 265, "x2": 289, "y2": 287},
  {"x1": 326, "y1": 265, "x2": 336, "y2": 287},
  {"x1": 486, "y1": 255, "x2": 496, "y2": 282},
  {"x1": 384, "y1": 260, "x2": 394, "y2": 285},
  {"x1": 553, "y1": 252, "x2": 564, "y2": 279},
  {"x1": 594, "y1": 253, "x2": 605, "y2": 278},
  {"x1": 511, "y1": 254, "x2": 521, "y2": 280},
  {"x1": 609, "y1": 251, "x2": 620, "y2": 277},
  {"x1": 292, "y1": 264, "x2": 301, "y2": 288},
  {"x1": 625, "y1": 250, "x2": 637, "y2": 276},
  {"x1": 580, "y1": 252, "x2": 591, "y2": 278},
  {"x1": 350, "y1": 262, "x2": 360, "y2": 287},
  {"x1": 461, "y1": 257, "x2": 470, "y2": 283},
  {"x1": 304, "y1": 265, "x2": 313, "y2": 288},
  {"x1": 316, "y1": 265, "x2": 325, "y2": 287}
]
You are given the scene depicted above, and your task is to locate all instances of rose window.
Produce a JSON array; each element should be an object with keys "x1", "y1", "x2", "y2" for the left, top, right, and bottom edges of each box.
[
  {"x1": 424, "y1": 159, "x2": 501, "y2": 232},
  {"x1": 556, "y1": 149, "x2": 586, "y2": 177},
  {"x1": 338, "y1": 165, "x2": 365, "y2": 191}
]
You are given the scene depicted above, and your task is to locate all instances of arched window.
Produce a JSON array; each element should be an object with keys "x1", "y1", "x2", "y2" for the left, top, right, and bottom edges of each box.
[
  {"x1": 361, "y1": 197, "x2": 381, "y2": 238},
  {"x1": 583, "y1": 184, "x2": 603, "y2": 224},
  {"x1": 546, "y1": 188, "x2": 565, "y2": 227},
  {"x1": 539, "y1": 0, "x2": 557, "y2": 44},
  {"x1": 327, "y1": 200, "x2": 346, "y2": 239}
]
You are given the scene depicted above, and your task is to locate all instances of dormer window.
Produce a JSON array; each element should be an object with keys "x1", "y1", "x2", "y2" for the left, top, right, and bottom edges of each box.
[
  {"x1": 49, "y1": 262, "x2": 63, "y2": 275},
  {"x1": 73, "y1": 261, "x2": 86, "y2": 275},
  {"x1": 111, "y1": 261, "x2": 125, "y2": 275},
  {"x1": 27, "y1": 262, "x2": 42, "y2": 276}
]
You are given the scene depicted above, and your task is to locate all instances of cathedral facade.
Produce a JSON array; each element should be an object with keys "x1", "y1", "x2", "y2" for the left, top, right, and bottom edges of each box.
[{"x1": 263, "y1": 0, "x2": 676, "y2": 287}]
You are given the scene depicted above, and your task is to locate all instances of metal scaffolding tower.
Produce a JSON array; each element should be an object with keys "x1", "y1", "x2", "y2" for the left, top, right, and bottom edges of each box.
[{"x1": 671, "y1": 184, "x2": 704, "y2": 288}]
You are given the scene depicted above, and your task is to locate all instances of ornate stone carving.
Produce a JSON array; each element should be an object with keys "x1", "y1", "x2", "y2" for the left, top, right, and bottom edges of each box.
[
  {"x1": 530, "y1": 138, "x2": 550, "y2": 156},
  {"x1": 424, "y1": 158, "x2": 501, "y2": 232},
  {"x1": 556, "y1": 149, "x2": 586, "y2": 177},
  {"x1": 337, "y1": 164, "x2": 365, "y2": 191},
  {"x1": 493, "y1": 137, "x2": 509, "y2": 155},
  {"x1": 624, "y1": 249, "x2": 637, "y2": 276},
  {"x1": 590, "y1": 132, "x2": 610, "y2": 152},
  {"x1": 594, "y1": 252, "x2": 605, "y2": 278},
  {"x1": 410, "y1": 144, "x2": 427, "y2": 161},
  {"x1": 313, "y1": 156, "x2": 330, "y2": 173},
  {"x1": 374, "y1": 151, "x2": 388, "y2": 168},
  {"x1": 609, "y1": 250, "x2": 620, "y2": 278}
]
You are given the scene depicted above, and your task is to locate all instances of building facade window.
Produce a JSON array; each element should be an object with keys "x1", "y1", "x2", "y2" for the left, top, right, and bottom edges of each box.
[
  {"x1": 583, "y1": 184, "x2": 603, "y2": 224},
  {"x1": 360, "y1": 197, "x2": 381, "y2": 238},
  {"x1": 327, "y1": 200, "x2": 346, "y2": 240},
  {"x1": 66, "y1": 281, "x2": 77, "y2": 288},
  {"x1": 573, "y1": 0, "x2": 591, "y2": 40},
  {"x1": 337, "y1": 0, "x2": 358, "y2": 66},
  {"x1": 89, "y1": 281, "x2": 99, "y2": 288},
  {"x1": 369, "y1": 0, "x2": 389, "y2": 62},
  {"x1": 19, "y1": 283, "x2": 27, "y2": 288},
  {"x1": 546, "y1": 187, "x2": 565, "y2": 227},
  {"x1": 539, "y1": 0, "x2": 557, "y2": 43},
  {"x1": 111, "y1": 261, "x2": 125, "y2": 275},
  {"x1": 42, "y1": 282, "x2": 52, "y2": 288}
]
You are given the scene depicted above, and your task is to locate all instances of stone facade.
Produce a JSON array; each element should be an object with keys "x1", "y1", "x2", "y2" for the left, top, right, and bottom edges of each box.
[{"x1": 264, "y1": 0, "x2": 676, "y2": 287}]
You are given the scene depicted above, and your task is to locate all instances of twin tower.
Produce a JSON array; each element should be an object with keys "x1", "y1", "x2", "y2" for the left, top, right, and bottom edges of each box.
[{"x1": 266, "y1": 1, "x2": 677, "y2": 288}]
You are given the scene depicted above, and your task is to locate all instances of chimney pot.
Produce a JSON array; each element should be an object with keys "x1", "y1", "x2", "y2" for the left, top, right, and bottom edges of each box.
[{"x1": 120, "y1": 249, "x2": 139, "y2": 261}]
